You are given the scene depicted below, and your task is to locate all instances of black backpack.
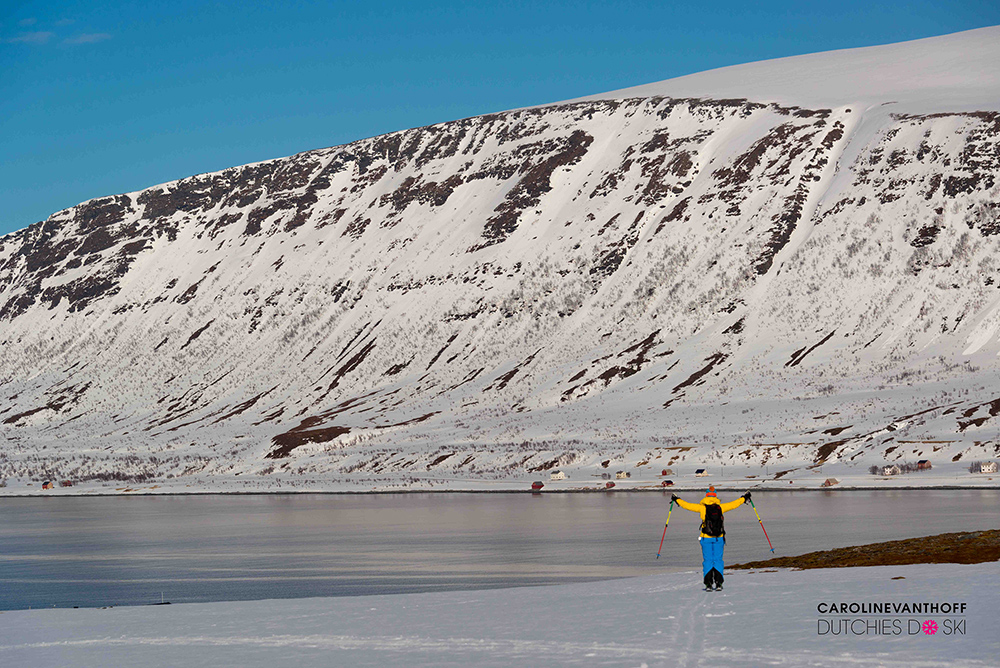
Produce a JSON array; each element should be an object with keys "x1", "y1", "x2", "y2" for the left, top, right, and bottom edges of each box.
[{"x1": 702, "y1": 503, "x2": 725, "y2": 538}]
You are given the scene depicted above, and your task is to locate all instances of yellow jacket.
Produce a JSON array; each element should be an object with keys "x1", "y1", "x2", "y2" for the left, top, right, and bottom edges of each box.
[{"x1": 675, "y1": 495, "x2": 745, "y2": 538}]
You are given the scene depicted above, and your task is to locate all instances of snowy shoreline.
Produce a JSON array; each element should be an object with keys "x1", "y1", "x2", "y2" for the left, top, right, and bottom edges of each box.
[
  {"x1": 6, "y1": 453, "x2": 997, "y2": 497},
  {"x1": 2, "y1": 473, "x2": 998, "y2": 498}
]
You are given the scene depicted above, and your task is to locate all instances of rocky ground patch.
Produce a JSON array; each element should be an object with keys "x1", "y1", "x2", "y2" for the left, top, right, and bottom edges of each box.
[{"x1": 733, "y1": 529, "x2": 1000, "y2": 569}]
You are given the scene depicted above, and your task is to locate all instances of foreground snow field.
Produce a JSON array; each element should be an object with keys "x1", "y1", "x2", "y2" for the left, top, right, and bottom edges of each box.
[{"x1": 1, "y1": 563, "x2": 995, "y2": 667}]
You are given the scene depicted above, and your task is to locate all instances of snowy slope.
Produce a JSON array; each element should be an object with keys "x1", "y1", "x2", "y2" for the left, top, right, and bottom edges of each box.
[
  {"x1": 576, "y1": 26, "x2": 1000, "y2": 113},
  {"x1": 1, "y1": 28, "x2": 1000, "y2": 492},
  {"x1": 0, "y1": 563, "x2": 995, "y2": 667}
]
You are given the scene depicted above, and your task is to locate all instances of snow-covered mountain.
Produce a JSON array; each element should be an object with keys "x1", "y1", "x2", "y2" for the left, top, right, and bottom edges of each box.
[{"x1": 2, "y1": 27, "x2": 1000, "y2": 491}]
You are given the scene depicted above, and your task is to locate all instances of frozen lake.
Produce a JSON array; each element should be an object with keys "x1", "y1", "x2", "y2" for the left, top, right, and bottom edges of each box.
[{"x1": 1, "y1": 490, "x2": 997, "y2": 610}]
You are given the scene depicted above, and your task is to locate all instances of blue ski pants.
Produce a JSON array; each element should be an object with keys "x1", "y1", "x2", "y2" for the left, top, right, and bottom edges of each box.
[{"x1": 700, "y1": 536, "x2": 725, "y2": 577}]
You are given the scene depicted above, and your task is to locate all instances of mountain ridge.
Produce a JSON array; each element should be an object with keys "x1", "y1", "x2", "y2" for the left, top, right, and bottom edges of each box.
[{"x1": 572, "y1": 25, "x2": 1000, "y2": 112}]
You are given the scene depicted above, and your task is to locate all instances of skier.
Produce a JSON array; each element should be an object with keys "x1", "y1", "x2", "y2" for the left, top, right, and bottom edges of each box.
[{"x1": 671, "y1": 486, "x2": 751, "y2": 590}]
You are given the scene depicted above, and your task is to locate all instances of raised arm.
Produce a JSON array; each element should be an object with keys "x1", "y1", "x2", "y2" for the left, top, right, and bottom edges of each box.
[
  {"x1": 720, "y1": 492, "x2": 751, "y2": 513},
  {"x1": 671, "y1": 495, "x2": 702, "y2": 513}
]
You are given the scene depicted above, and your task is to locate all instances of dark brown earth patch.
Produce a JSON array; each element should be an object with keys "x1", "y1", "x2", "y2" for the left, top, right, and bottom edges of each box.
[
  {"x1": 174, "y1": 279, "x2": 203, "y2": 305},
  {"x1": 668, "y1": 353, "x2": 727, "y2": 398},
  {"x1": 384, "y1": 360, "x2": 412, "y2": 376},
  {"x1": 820, "y1": 122, "x2": 844, "y2": 149},
  {"x1": 486, "y1": 349, "x2": 542, "y2": 392},
  {"x1": 754, "y1": 182, "x2": 809, "y2": 275},
  {"x1": 955, "y1": 397, "x2": 1000, "y2": 431},
  {"x1": 333, "y1": 320, "x2": 380, "y2": 362},
  {"x1": 426, "y1": 333, "x2": 459, "y2": 370},
  {"x1": 911, "y1": 224, "x2": 942, "y2": 247},
  {"x1": 589, "y1": 161, "x2": 633, "y2": 199},
  {"x1": 76, "y1": 195, "x2": 132, "y2": 232},
  {"x1": 381, "y1": 174, "x2": 464, "y2": 214},
  {"x1": 267, "y1": 425, "x2": 351, "y2": 459},
  {"x1": 326, "y1": 339, "x2": 376, "y2": 391},
  {"x1": 472, "y1": 130, "x2": 593, "y2": 250},
  {"x1": 786, "y1": 330, "x2": 836, "y2": 367},
  {"x1": 440, "y1": 368, "x2": 484, "y2": 393},
  {"x1": 253, "y1": 407, "x2": 285, "y2": 425},
  {"x1": 342, "y1": 216, "x2": 371, "y2": 239},
  {"x1": 374, "y1": 412, "x2": 440, "y2": 429},
  {"x1": 2, "y1": 406, "x2": 50, "y2": 424},
  {"x1": 653, "y1": 197, "x2": 690, "y2": 235},
  {"x1": 565, "y1": 332, "x2": 663, "y2": 402},
  {"x1": 427, "y1": 452, "x2": 455, "y2": 469},
  {"x1": 723, "y1": 317, "x2": 745, "y2": 335},
  {"x1": 732, "y1": 530, "x2": 1000, "y2": 570},
  {"x1": 527, "y1": 458, "x2": 563, "y2": 472},
  {"x1": 590, "y1": 211, "x2": 645, "y2": 279},
  {"x1": 211, "y1": 386, "x2": 278, "y2": 424},
  {"x1": 924, "y1": 173, "x2": 943, "y2": 199},
  {"x1": 316, "y1": 208, "x2": 347, "y2": 229},
  {"x1": 713, "y1": 123, "x2": 795, "y2": 189},
  {"x1": 179, "y1": 320, "x2": 215, "y2": 350},
  {"x1": 599, "y1": 331, "x2": 661, "y2": 385},
  {"x1": 814, "y1": 439, "x2": 849, "y2": 464}
]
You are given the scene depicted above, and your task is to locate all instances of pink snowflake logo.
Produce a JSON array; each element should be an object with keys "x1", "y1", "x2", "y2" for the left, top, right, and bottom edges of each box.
[{"x1": 922, "y1": 620, "x2": 938, "y2": 635}]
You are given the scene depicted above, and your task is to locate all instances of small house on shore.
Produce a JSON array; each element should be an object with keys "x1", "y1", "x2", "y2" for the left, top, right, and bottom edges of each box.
[
  {"x1": 615, "y1": 471, "x2": 630, "y2": 479},
  {"x1": 60, "y1": 480, "x2": 73, "y2": 487},
  {"x1": 42, "y1": 481, "x2": 54, "y2": 489},
  {"x1": 821, "y1": 478, "x2": 840, "y2": 487},
  {"x1": 550, "y1": 470, "x2": 566, "y2": 480},
  {"x1": 660, "y1": 468, "x2": 674, "y2": 476},
  {"x1": 882, "y1": 465, "x2": 901, "y2": 476},
  {"x1": 917, "y1": 460, "x2": 932, "y2": 470},
  {"x1": 981, "y1": 461, "x2": 998, "y2": 474},
  {"x1": 531, "y1": 481, "x2": 544, "y2": 491},
  {"x1": 695, "y1": 469, "x2": 709, "y2": 477},
  {"x1": 661, "y1": 480, "x2": 674, "y2": 487}
]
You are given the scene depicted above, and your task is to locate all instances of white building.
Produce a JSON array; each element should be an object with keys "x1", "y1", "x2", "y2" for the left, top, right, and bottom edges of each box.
[
  {"x1": 550, "y1": 470, "x2": 566, "y2": 480},
  {"x1": 980, "y1": 461, "x2": 997, "y2": 473},
  {"x1": 615, "y1": 471, "x2": 630, "y2": 479},
  {"x1": 883, "y1": 465, "x2": 901, "y2": 476}
]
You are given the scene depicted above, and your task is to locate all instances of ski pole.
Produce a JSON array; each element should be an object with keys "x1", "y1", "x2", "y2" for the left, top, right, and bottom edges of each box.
[
  {"x1": 655, "y1": 500, "x2": 674, "y2": 559},
  {"x1": 749, "y1": 499, "x2": 774, "y2": 553}
]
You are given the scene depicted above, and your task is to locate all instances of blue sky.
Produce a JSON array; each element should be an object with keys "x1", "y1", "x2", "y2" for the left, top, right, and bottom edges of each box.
[{"x1": 2, "y1": 1, "x2": 998, "y2": 236}]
